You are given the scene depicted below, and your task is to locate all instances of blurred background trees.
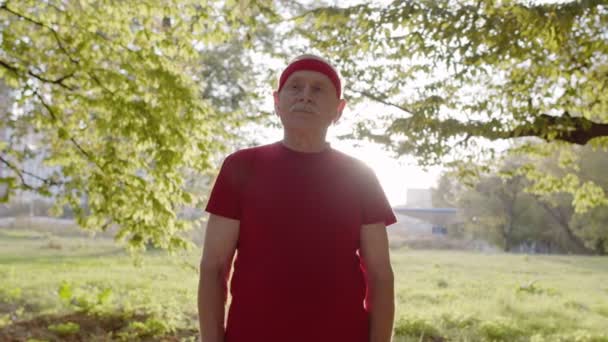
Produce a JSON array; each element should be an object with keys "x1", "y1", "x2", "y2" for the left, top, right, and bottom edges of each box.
[{"x1": 1, "y1": 0, "x2": 606, "y2": 253}]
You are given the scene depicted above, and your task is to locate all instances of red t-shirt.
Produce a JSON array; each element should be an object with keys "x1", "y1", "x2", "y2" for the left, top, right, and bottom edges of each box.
[{"x1": 205, "y1": 142, "x2": 396, "y2": 342}]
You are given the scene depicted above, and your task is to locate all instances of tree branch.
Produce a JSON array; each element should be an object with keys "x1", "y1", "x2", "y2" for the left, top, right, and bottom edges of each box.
[
  {"x1": 0, "y1": 155, "x2": 63, "y2": 190},
  {"x1": 33, "y1": 91, "x2": 104, "y2": 171},
  {"x1": 27, "y1": 70, "x2": 75, "y2": 91},
  {"x1": 460, "y1": 113, "x2": 608, "y2": 145},
  {"x1": 0, "y1": 58, "x2": 75, "y2": 91},
  {"x1": 0, "y1": 59, "x2": 18, "y2": 74},
  {"x1": 0, "y1": 3, "x2": 78, "y2": 68},
  {"x1": 347, "y1": 87, "x2": 415, "y2": 114},
  {"x1": 363, "y1": 90, "x2": 608, "y2": 145},
  {"x1": 504, "y1": 113, "x2": 608, "y2": 145},
  {"x1": 538, "y1": 200, "x2": 594, "y2": 254},
  {"x1": 1, "y1": 3, "x2": 79, "y2": 67}
]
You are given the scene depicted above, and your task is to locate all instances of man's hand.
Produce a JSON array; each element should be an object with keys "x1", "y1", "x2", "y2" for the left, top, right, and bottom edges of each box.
[
  {"x1": 198, "y1": 214, "x2": 240, "y2": 342},
  {"x1": 360, "y1": 222, "x2": 394, "y2": 342}
]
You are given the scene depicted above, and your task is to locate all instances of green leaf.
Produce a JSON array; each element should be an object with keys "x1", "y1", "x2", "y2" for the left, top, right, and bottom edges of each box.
[{"x1": 58, "y1": 281, "x2": 73, "y2": 302}]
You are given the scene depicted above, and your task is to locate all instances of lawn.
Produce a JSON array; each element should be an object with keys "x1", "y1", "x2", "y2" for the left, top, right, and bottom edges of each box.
[{"x1": 0, "y1": 226, "x2": 607, "y2": 341}]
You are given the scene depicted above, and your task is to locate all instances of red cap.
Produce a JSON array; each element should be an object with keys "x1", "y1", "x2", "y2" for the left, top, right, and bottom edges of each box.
[{"x1": 278, "y1": 58, "x2": 342, "y2": 98}]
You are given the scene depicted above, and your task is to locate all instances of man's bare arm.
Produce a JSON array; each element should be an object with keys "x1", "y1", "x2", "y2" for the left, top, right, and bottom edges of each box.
[
  {"x1": 198, "y1": 214, "x2": 239, "y2": 342},
  {"x1": 360, "y1": 222, "x2": 395, "y2": 342}
]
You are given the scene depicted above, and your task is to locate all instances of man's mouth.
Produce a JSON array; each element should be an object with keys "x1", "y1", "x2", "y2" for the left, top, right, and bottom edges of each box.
[{"x1": 290, "y1": 104, "x2": 318, "y2": 114}]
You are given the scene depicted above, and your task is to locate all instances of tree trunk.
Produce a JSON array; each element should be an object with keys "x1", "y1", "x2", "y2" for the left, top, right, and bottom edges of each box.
[
  {"x1": 540, "y1": 202, "x2": 596, "y2": 255},
  {"x1": 595, "y1": 238, "x2": 606, "y2": 256},
  {"x1": 502, "y1": 222, "x2": 512, "y2": 252}
]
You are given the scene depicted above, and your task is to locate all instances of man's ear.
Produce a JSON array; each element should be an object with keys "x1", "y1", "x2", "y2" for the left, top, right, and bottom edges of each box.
[
  {"x1": 333, "y1": 99, "x2": 347, "y2": 124},
  {"x1": 273, "y1": 90, "x2": 280, "y2": 115}
]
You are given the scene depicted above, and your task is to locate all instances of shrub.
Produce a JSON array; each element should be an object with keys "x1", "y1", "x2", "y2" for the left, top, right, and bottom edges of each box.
[
  {"x1": 440, "y1": 313, "x2": 480, "y2": 330},
  {"x1": 117, "y1": 318, "x2": 171, "y2": 340},
  {"x1": 394, "y1": 317, "x2": 442, "y2": 340},
  {"x1": 47, "y1": 322, "x2": 80, "y2": 336},
  {"x1": 596, "y1": 306, "x2": 608, "y2": 318},
  {"x1": 57, "y1": 281, "x2": 113, "y2": 313},
  {"x1": 516, "y1": 281, "x2": 559, "y2": 296},
  {"x1": 564, "y1": 301, "x2": 589, "y2": 312},
  {"x1": 45, "y1": 239, "x2": 62, "y2": 250},
  {"x1": 479, "y1": 320, "x2": 525, "y2": 341}
]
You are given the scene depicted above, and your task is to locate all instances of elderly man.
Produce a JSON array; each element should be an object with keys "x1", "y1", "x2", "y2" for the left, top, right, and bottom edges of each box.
[{"x1": 198, "y1": 54, "x2": 396, "y2": 342}]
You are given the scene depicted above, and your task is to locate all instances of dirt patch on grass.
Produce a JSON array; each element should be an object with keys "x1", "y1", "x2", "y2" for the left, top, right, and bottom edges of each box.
[{"x1": 0, "y1": 311, "x2": 198, "y2": 341}]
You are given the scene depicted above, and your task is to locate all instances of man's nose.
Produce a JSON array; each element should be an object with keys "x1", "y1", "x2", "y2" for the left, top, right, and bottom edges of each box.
[{"x1": 297, "y1": 86, "x2": 314, "y2": 102}]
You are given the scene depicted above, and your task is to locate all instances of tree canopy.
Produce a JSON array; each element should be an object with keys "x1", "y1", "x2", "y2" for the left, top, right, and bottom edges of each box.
[
  {"x1": 293, "y1": 0, "x2": 607, "y2": 209},
  {"x1": 0, "y1": 0, "x2": 273, "y2": 250},
  {"x1": 434, "y1": 144, "x2": 608, "y2": 254},
  {"x1": 300, "y1": 0, "x2": 607, "y2": 155}
]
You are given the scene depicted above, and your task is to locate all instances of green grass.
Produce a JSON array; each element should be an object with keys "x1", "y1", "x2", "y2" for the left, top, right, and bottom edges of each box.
[
  {"x1": 391, "y1": 251, "x2": 608, "y2": 341},
  {"x1": 0, "y1": 228, "x2": 200, "y2": 341},
  {"x1": 0, "y1": 227, "x2": 607, "y2": 341}
]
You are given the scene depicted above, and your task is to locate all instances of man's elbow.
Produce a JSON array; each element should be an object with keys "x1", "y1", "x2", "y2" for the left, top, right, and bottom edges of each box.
[
  {"x1": 199, "y1": 259, "x2": 231, "y2": 282},
  {"x1": 367, "y1": 266, "x2": 394, "y2": 287}
]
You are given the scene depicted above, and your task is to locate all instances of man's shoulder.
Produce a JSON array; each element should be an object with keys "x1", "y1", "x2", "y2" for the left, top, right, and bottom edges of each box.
[
  {"x1": 218, "y1": 144, "x2": 277, "y2": 182},
  {"x1": 225, "y1": 142, "x2": 278, "y2": 161},
  {"x1": 330, "y1": 148, "x2": 373, "y2": 174}
]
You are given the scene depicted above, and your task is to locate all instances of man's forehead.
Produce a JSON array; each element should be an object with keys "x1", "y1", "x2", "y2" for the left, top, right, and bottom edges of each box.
[{"x1": 284, "y1": 70, "x2": 334, "y2": 84}]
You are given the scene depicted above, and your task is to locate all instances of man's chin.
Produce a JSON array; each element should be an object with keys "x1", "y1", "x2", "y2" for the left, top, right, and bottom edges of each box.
[{"x1": 290, "y1": 110, "x2": 317, "y2": 115}]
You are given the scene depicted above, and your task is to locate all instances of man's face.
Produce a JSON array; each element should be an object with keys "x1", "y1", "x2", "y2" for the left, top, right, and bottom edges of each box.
[{"x1": 273, "y1": 70, "x2": 346, "y2": 132}]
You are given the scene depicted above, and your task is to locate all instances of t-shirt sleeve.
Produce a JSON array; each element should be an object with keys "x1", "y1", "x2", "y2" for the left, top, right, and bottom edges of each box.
[
  {"x1": 205, "y1": 153, "x2": 243, "y2": 220},
  {"x1": 360, "y1": 166, "x2": 397, "y2": 227}
]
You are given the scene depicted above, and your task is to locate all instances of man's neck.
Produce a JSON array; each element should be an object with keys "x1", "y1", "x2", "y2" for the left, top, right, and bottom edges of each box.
[{"x1": 282, "y1": 131, "x2": 329, "y2": 153}]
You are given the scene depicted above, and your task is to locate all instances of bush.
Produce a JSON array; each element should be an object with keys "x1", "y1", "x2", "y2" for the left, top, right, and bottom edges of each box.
[
  {"x1": 479, "y1": 320, "x2": 525, "y2": 341},
  {"x1": 595, "y1": 305, "x2": 608, "y2": 318},
  {"x1": 394, "y1": 317, "x2": 442, "y2": 340},
  {"x1": 440, "y1": 313, "x2": 480, "y2": 330},
  {"x1": 116, "y1": 318, "x2": 172, "y2": 340},
  {"x1": 516, "y1": 281, "x2": 559, "y2": 296},
  {"x1": 529, "y1": 331, "x2": 608, "y2": 342},
  {"x1": 57, "y1": 282, "x2": 113, "y2": 314},
  {"x1": 47, "y1": 322, "x2": 80, "y2": 336}
]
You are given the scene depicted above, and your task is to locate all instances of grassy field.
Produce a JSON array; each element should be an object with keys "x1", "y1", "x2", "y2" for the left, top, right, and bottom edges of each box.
[{"x1": 0, "y1": 226, "x2": 607, "y2": 341}]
